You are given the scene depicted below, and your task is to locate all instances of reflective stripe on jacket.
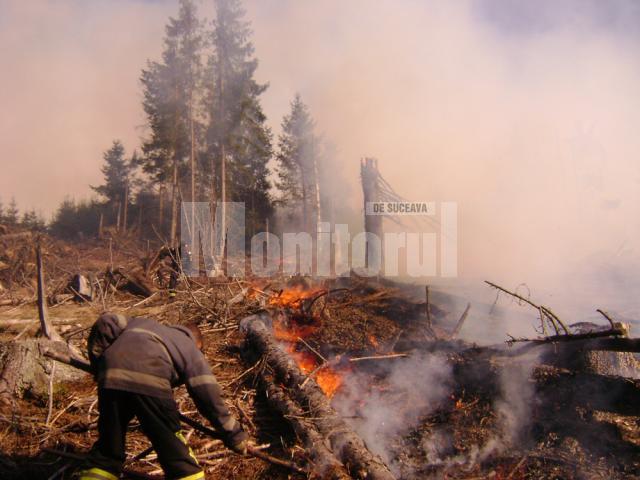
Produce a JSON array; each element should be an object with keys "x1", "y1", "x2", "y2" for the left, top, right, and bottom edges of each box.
[{"x1": 87, "y1": 313, "x2": 245, "y2": 444}]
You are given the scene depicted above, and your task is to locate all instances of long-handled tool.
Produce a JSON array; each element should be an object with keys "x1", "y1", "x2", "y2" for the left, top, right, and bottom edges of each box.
[{"x1": 43, "y1": 349, "x2": 307, "y2": 475}]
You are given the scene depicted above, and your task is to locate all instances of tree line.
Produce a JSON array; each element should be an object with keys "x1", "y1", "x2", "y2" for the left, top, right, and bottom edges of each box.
[
  {"x1": 0, "y1": 197, "x2": 46, "y2": 232},
  {"x1": 46, "y1": 0, "x2": 337, "y2": 246}
]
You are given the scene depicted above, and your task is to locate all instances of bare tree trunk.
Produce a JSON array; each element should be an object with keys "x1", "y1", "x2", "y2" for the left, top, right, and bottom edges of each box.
[
  {"x1": 360, "y1": 158, "x2": 383, "y2": 269},
  {"x1": 158, "y1": 184, "x2": 165, "y2": 231},
  {"x1": 36, "y1": 239, "x2": 60, "y2": 341},
  {"x1": 209, "y1": 154, "x2": 217, "y2": 260},
  {"x1": 170, "y1": 150, "x2": 179, "y2": 248},
  {"x1": 115, "y1": 201, "x2": 121, "y2": 233},
  {"x1": 137, "y1": 204, "x2": 143, "y2": 238},
  {"x1": 301, "y1": 176, "x2": 308, "y2": 233},
  {"x1": 122, "y1": 182, "x2": 129, "y2": 233},
  {"x1": 98, "y1": 212, "x2": 104, "y2": 238},
  {"x1": 190, "y1": 91, "x2": 196, "y2": 241},
  {"x1": 220, "y1": 143, "x2": 227, "y2": 256},
  {"x1": 312, "y1": 140, "x2": 322, "y2": 230}
]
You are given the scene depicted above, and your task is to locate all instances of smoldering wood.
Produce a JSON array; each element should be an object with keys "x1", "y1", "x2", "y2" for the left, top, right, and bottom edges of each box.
[
  {"x1": 241, "y1": 313, "x2": 396, "y2": 480},
  {"x1": 257, "y1": 368, "x2": 350, "y2": 479}
]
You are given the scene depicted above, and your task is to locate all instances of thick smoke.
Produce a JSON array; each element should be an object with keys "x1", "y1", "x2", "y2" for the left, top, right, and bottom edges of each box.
[
  {"x1": 332, "y1": 352, "x2": 452, "y2": 475},
  {"x1": 2, "y1": 0, "x2": 639, "y2": 318},
  {"x1": 248, "y1": 0, "x2": 640, "y2": 321}
]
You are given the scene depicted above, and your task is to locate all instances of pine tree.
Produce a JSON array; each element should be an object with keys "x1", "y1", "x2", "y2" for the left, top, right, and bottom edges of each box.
[
  {"x1": 50, "y1": 198, "x2": 102, "y2": 239},
  {"x1": 92, "y1": 140, "x2": 133, "y2": 231},
  {"x1": 276, "y1": 94, "x2": 322, "y2": 231},
  {"x1": 141, "y1": 0, "x2": 204, "y2": 244},
  {"x1": 5, "y1": 198, "x2": 19, "y2": 226},
  {"x1": 205, "y1": 0, "x2": 273, "y2": 238},
  {"x1": 21, "y1": 209, "x2": 45, "y2": 231}
]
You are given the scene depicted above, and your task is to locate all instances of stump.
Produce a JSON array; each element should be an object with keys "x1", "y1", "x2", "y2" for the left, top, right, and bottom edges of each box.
[{"x1": 0, "y1": 339, "x2": 85, "y2": 405}]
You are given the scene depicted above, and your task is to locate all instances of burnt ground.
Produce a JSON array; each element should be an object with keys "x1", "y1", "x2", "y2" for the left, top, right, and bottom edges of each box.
[{"x1": 0, "y1": 232, "x2": 638, "y2": 479}]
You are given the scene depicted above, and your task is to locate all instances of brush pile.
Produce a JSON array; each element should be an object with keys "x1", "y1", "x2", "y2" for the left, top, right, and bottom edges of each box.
[{"x1": 0, "y1": 231, "x2": 638, "y2": 479}]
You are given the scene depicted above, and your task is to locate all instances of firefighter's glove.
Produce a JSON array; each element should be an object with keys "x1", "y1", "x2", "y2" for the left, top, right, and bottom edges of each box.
[{"x1": 230, "y1": 438, "x2": 249, "y2": 456}]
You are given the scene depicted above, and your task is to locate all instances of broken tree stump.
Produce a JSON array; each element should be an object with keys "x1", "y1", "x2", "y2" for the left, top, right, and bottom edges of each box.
[
  {"x1": 241, "y1": 313, "x2": 396, "y2": 480},
  {"x1": 0, "y1": 340, "x2": 83, "y2": 406}
]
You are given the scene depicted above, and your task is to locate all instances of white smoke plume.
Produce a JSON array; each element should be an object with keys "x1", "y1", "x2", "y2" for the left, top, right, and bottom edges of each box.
[{"x1": 333, "y1": 352, "x2": 452, "y2": 475}]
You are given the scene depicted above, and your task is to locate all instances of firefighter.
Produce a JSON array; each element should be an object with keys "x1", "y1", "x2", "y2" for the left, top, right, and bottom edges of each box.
[{"x1": 77, "y1": 312, "x2": 248, "y2": 480}]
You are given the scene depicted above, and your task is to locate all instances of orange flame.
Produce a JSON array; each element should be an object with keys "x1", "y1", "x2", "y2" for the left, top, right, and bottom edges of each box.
[
  {"x1": 268, "y1": 286, "x2": 324, "y2": 310},
  {"x1": 316, "y1": 368, "x2": 343, "y2": 397},
  {"x1": 273, "y1": 317, "x2": 319, "y2": 343},
  {"x1": 269, "y1": 286, "x2": 344, "y2": 398}
]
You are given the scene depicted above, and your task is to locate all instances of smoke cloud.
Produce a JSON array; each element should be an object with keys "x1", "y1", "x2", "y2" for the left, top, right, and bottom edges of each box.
[
  {"x1": 333, "y1": 352, "x2": 452, "y2": 475},
  {"x1": 1, "y1": 0, "x2": 639, "y2": 320}
]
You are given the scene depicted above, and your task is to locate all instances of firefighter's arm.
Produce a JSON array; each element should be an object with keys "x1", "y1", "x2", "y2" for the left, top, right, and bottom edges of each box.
[{"x1": 184, "y1": 349, "x2": 248, "y2": 449}]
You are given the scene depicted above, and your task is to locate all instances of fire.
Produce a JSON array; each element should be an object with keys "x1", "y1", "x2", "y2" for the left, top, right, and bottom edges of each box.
[
  {"x1": 268, "y1": 285, "x2": 324, "y2": 310},
  {"x1": 368, "y1": 334, "x2": 379, "y2": 348},
  {"x1": 273, "y1": 316, "x2": 319, "y2": 343},
  {"x1": 316, "y1": 368, "x2": 343, "y2": 397},
  {"x1": 268, "y1": 285, "x2": 345, "y2": 398},
  {"x1": 283, "y1": 344, "x2": 343, "y2": 397}
]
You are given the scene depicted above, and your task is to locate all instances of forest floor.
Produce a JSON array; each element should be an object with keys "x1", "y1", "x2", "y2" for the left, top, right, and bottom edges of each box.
[{"x1": 0, "y1": 232, "x2": 639, "y2": 479}]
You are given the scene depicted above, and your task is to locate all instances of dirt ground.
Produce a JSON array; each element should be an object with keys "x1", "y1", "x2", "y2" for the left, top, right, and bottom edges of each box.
[{"x1": 0, "y1": 235, "x2": 639, "y2": 479}]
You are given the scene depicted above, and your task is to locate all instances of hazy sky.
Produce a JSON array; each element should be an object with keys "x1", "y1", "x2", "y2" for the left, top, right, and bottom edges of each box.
[{"x1": 1, "y1": 0, "x2": 639, "y2": 303}]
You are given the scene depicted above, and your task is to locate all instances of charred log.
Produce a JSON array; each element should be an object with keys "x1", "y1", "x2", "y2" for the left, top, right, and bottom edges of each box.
[
  {"x1": 241, "y1": 313, "x2": 396, "y2": 480},
  {"x1": 258, "y1": 370, "x2": 350, "y2": 479}
]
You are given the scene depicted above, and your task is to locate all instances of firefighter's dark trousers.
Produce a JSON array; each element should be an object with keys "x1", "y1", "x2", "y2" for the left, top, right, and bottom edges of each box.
[{"x1": 78, "y1": 388, "x2": 203, "y2": 480}]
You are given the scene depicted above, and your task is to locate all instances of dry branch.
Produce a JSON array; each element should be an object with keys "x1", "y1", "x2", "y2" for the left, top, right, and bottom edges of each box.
[
  {"x1": 485, "y1": 281, "x2": 569, "y2": 335},
  {"x1": 450, "y1": 302, "x2": 471, "y2": 339},
  {"x1": 36, "y1": 239, "x2": 61, "y2": 341}
]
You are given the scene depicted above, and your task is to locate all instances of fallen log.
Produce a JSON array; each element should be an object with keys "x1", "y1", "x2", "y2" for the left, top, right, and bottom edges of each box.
[
  {"x1": 507, "y1": 335, "x2": 640, "y2": 356},
  {"x1": 241, "y1": 313, "x2": 396, "y2": 480},
  {"x1": 256, "y1": 370, "x2": 350, "y2": 479}
]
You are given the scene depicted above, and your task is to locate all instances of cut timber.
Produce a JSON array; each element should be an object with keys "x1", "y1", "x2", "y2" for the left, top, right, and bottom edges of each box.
[{"x1": 241, "y1": 313, "x2": 396, "y2": 480}]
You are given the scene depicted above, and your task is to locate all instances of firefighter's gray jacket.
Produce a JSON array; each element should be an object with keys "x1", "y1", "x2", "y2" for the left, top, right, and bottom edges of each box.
[{"x1": 87, "y1": 312, "x2": 246, "y2": 445}]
